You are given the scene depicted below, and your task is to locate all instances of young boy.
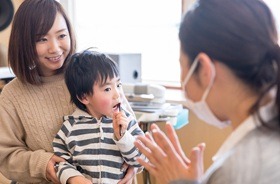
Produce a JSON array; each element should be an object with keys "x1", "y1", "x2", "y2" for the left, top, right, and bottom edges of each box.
[{"x1": 53, "y1": 50, "x2": 145, "y2": 184}]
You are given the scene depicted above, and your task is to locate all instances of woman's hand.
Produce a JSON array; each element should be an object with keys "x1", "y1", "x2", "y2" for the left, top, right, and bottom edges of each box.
[
  {"x1": 67, "y1": 176, "x2": 92, "y2": 184},
  {"x1": 46, "y1": 154, "x2": 65, "y2": 184},
  {"x1": 134, "y1": 123, "x2": 205, "y2": 184},
  {"x1": 118, "y1": 165, "x2": 137, "y2": 184}
]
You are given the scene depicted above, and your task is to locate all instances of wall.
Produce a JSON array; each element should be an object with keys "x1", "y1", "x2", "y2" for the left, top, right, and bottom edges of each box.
[{"x1": 0, "y1": 0, "x2": 23, "y2": 67}]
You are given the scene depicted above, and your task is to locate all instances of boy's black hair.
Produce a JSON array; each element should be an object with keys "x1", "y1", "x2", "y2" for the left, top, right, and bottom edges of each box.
[{"x1": 65, "y1": 50, "x2": 120, "y2": 111}]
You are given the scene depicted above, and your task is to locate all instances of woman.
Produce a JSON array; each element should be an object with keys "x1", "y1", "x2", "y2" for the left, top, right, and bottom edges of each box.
[
  {"x1": 135, "y1": 0, "x2": 280, "y2": 183},
  {"x1": 0, "y1": 0, "x2": 135, "y2": 183}
]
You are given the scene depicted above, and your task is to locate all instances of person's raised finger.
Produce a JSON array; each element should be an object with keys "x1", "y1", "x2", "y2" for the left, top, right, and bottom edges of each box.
[
  {"x1": 150, "y1": 128, "x2": 176, "y2": 158},
  {"x1": 189, "y1": 145, "x2": 205, "y2": 181},
  {"x1": 145, "y1": 131, "x2": 154, "y2": 142},
  {"x1": 135, "y1": 157, "x2": 157, "y2": 177},
  {"x1": 134, "y1": 137, "x2": 159, "y2": 165},
  {"x1": 165, "y1": 122, "x2": 190, "y2": 164}
]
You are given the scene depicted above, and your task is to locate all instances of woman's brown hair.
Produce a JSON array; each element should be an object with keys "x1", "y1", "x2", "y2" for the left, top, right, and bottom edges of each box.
[{"x1": 8, "y1": 0, "x2": 76, "y2": 85}]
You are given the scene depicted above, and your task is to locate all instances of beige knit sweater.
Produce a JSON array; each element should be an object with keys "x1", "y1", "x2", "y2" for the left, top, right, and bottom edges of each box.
[{"x1": 0, "y1": 74, "x2": 75, "y2": 184}]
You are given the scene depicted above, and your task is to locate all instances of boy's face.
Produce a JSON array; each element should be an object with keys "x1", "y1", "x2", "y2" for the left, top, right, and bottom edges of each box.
[{"x1": 81, "y1": 76, "x2": 123, "y2": 119}]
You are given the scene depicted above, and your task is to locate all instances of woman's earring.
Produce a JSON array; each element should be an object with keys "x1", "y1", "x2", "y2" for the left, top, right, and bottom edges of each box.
[{"x1": 28, "y1": 61, "x2": 36, "y2": 70}]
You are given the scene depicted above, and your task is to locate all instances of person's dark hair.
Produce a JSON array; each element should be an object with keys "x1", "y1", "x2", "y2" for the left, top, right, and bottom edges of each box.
[
  {"x1": 8, "y1": 0, "x2": 76, "y2": 85},
  {"x1": 65, "y1": 50, "x2": 120, "y2": 111},
  {"x1": 179, "y1": 0, "x2": 280, "y2": 126}
]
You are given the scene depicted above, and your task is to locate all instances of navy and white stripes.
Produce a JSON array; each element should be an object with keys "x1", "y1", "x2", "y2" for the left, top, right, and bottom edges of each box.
[{"x1": 53, "y1": 108, "x2": 145, "y2": 184}]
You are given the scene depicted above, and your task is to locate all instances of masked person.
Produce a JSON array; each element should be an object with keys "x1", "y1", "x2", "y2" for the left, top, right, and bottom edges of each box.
[{"x1": 134, "y1": 0, "x2": 280, "y2": 183}]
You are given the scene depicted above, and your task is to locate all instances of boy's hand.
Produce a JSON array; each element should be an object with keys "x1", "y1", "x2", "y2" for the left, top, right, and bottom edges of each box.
[
  {"x1": 113, "y1": 109, "x2": 128, "y2": 140},
  {"x1": 118, "y1": 165, "x2": 137, "y2": 184}
]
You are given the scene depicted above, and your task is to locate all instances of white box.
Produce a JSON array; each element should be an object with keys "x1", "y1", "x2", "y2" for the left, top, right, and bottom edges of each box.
[
  {"x1": 107, "y1": 53, "x2": 141, "y2": 83},
  {"x1": 0, "y1": 67, "x2": 15, "y2": 79}
]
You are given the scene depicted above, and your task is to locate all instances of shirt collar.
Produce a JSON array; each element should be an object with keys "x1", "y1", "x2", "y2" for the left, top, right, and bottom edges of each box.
[
  {"x1": 212, "y1": 97, "x2": 277, "y2": 161},
  {"x1": 72, "y1": 108, "x2": 92, "y2": 117},
  {"x1": 63, "y1": 108, "x2": 95, "y2": 121}
]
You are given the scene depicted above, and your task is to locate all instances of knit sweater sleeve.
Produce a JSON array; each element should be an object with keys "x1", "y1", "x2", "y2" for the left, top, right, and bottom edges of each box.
[
  {"x1": 0, "y1": 87, "x2": 53, "y2": 183},
  {"x1": 0, "y1": 75, "x2": 74, "y2": 183}
]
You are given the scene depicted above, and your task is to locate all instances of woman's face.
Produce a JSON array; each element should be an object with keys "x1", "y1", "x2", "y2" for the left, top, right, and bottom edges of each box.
[{"x1": 35, "y1": 13, "x2": 71, "y2": 77}]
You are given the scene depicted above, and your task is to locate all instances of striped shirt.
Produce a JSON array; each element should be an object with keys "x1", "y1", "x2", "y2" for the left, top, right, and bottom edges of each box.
[{"x1": 53, "y1": 108, "x2": 145, "y2": 184}]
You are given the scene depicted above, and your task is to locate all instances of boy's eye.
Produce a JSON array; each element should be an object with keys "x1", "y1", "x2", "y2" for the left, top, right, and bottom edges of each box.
[
  {"x1": 117, "y1": 82, "x2": 122, "y2": 88},
  {"x1": 105, "y1": 88, "x2": 111, "y2": 92}
]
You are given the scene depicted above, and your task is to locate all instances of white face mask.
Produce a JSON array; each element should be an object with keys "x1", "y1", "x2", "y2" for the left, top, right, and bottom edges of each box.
[{"x1": 182, "y1": 57, "x2": 230, "y2": 129}]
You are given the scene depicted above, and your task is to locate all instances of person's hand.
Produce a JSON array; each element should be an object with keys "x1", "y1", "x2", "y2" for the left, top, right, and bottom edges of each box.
[
  {"x1": 67, "y1": 176, "x2": 92, "y2": 184},
  {"x1": 46, "y1": 154, "x2": 65, "y2": 183},
  {"x1": 164, "y1": 123, "x2": 190, "y2": 165},
  {"x1": 113, "y1": 109, "x2": 129, "y2": 140},
  {"x1": 118, "y1": 165, "x2": 137, "y2": 184},
  {"x1": 134, "y1": 123, "x2": 205, "y2": 184}
]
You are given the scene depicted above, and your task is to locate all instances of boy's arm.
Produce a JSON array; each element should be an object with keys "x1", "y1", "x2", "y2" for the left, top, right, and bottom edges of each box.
[
  {"x1": 114, "y1": 117, "x2": 146, "y2": 169},
  {"x1": 52, "y1": 123, "x2": 83, "y2": 184}
]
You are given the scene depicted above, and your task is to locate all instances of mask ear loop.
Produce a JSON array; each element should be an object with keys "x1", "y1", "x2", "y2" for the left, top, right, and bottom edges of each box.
[
  {"x1": 182, "y1": 56, "x2": 200, "y2": 90},
  {"x1": 201, "y1": 61, "x2": 216, "y2": 101}
]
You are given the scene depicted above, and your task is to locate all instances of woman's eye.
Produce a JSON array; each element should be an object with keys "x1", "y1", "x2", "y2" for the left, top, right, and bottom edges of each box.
[
  {"x1": 36, "y1": 37, "x2": 47, "y2": 42},
  {"x1": 59, "y1": 34, "x2": 67, "y2": 39}
]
